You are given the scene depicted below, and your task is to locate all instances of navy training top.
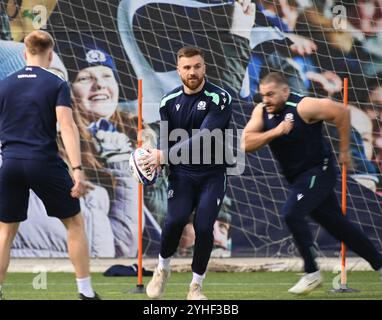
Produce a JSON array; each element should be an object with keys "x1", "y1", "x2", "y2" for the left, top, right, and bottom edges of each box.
[
  {"x1": 0, "y1": 66, "x2": 71, "y2": 160},
  {"x1": 262, "y1": 92, "x2": 332, "y2": 181},
  {"x1": 159, "y1": 80, "x2": 232, "y2": 173}
]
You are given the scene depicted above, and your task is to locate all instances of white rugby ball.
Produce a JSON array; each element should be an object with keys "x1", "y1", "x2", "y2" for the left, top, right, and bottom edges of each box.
[{"x1": 129, "y1": 148, "x2": 157, "y2": 185}]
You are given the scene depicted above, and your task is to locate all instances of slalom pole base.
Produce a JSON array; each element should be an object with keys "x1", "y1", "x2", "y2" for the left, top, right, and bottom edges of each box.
[
  {"x1": 129, "y1": 284, "x2": 145, "y2": 294},
  {"x1": 330, "y1": 285, "x2": 360, "y2": 293}
]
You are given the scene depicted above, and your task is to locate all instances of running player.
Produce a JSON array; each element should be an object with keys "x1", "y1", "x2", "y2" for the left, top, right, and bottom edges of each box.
[{"x1": 242, "y1": 72, "x2": 382, "y2": 295}]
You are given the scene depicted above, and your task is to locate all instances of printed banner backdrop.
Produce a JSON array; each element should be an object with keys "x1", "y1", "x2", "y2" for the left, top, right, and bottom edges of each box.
[{"x1": 0, "y1": 0, "x2": 381, "y2": 258}]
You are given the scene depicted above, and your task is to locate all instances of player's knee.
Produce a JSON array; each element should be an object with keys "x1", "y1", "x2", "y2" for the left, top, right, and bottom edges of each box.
[
  {"x1": 0, "y1": 222, "x2": 19, "y2": 242},
  {"x1": 61, "y1": 212, "x2": 83, "y2": 230},
  {"x1": 283, "y1": 209, "x2": 299, "y2": 226},
  {"x1": 194, "y1": 224, "x2": 213, "y2": 240},
  {"x1": 165, "y1": 216, "x2": 189, "y2": 231}
]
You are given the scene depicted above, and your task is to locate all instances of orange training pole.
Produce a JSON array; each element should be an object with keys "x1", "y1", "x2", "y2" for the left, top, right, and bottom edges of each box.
[
  {"x1": 341, "y1": 77, "x2": 349, "y2": 288},
  {"x1": 137, "y1": 79, "x2": 143, "y2": 288}
]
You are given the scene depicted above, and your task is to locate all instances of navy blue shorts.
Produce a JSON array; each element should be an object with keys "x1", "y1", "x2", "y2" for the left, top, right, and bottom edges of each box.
[
  {"x1": 281, "y1": 162, "x2": 338, "y2": 219},
  {"x1": 0, "y1": 158, "x2": 81, "y2": 223}
]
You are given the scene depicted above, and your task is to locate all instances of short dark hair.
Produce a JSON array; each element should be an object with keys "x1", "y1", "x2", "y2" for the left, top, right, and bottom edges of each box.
[
  {"x1": 177, "y1": 46, "x2": 204, "y2": 62},
  {"x1": 260, "y1": 72, "x2": 289, "y2": 87},
  {"x1": 24, "y1": 30, "x2": 54, "y2": 56}
]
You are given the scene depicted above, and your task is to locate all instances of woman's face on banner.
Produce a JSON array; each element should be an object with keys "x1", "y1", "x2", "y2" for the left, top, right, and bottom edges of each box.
[{"x1": 72, "y1": 65, "x2": 119, "y2": 119}]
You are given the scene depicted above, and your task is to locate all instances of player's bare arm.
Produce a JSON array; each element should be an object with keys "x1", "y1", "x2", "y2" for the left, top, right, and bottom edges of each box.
[
  {"x1": 297, "y1": 97, "x2": 351, "y2": 166},
  {"x1": 56, "y1": 106, "x2": 94, "y2": 198},
  {"x1": 241, "y1": 103, "x2": 294, "y2": 152}
]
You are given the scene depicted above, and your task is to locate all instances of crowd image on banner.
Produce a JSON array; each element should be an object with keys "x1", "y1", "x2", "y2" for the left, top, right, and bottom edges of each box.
[{"x1": 0, "y1": 0, "x2": 381, "y2": 258}]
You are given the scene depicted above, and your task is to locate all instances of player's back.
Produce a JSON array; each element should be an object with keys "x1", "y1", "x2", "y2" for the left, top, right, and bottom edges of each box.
[{"x1": 0, "y1": 66, "x2": 70, "y2": 160}]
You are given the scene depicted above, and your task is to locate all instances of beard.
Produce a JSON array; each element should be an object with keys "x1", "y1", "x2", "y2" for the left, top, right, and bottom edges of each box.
[
  {"x1": 181, "y1": 75, "x2": 204, "y2": 91},
  {"x1": 265, "y1": 101, "x2": 284, "y2": 114}
]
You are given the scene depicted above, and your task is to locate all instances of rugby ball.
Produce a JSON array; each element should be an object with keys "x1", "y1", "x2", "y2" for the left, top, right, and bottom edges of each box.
[{"x1": 129, "y1": 148, "x2": 157, "y2": 185}]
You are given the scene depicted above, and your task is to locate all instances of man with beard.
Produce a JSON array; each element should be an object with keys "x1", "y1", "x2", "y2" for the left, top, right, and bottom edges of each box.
[
  {"x1": 241, "y1": 72, "x2": 382, "y2": 295},
  {"x1": 141, "y1": 46, "x2": 232, "y2": 300}
]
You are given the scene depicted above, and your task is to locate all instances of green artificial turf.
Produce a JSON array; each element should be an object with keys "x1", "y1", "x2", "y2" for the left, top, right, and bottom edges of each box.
[{"x1": 2, "y1": 271, "x2": 381, "y2": 300}]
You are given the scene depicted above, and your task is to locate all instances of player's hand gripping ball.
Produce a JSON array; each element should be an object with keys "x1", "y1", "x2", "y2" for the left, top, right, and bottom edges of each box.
[{"x1": 129, "y1": 148, "x2": 157, "y2": 185}]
